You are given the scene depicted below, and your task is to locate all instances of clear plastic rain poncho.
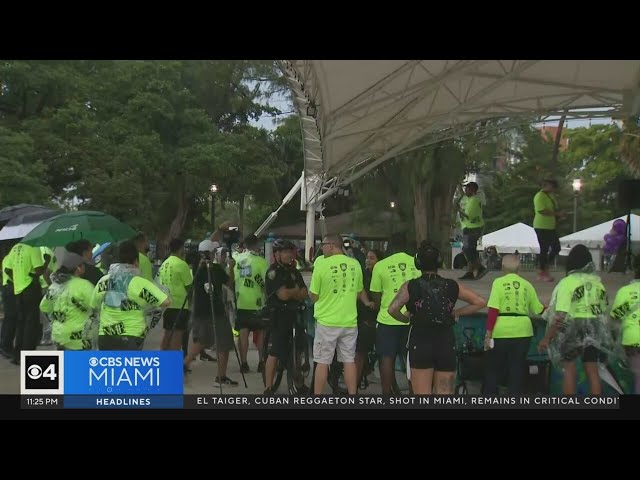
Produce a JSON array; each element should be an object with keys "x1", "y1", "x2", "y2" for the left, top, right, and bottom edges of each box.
[
  {"x1": 45, "y1": 270, "x2": 97, "y2": 350},
  {"x1": 101, "y1": 263, "x2": 169, "y2": 339},
  {"x1": 543, "y1": 262, "x2": 622, "y2": 366}
]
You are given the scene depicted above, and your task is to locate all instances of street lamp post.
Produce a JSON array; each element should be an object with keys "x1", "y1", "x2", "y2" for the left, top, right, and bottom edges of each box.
[
  {"x1": 572, "y1": 179, "x2": 582, "y2": 232},
  {"x1": 389, "y1": 201, "x2": 396, "y2": 235},
  {"x1": 210, "y1": 184, "x2": 218, "y2": 232}
]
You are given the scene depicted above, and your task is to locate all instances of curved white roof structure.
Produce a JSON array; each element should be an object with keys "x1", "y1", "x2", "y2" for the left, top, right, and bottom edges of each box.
[
  {"x1": 257, "y1": 60, "x2": 640, "y2": 255},
  {"x1": 279, "y1": 60, "x2": 640, "y2": 203}
]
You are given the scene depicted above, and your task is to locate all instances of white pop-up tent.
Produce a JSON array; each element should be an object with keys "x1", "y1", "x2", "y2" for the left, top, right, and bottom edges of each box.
[
  {"x1": 560, "y1": 214, "x2": 640, "y2": 249},
  {"x1": 478, "y1": 222, "x2": 540, "y2": 254}
]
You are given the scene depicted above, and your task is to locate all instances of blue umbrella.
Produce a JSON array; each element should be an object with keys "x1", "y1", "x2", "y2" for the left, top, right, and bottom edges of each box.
[{"x1": 92, "y1": 242, "x2": 112, "y2": 261}]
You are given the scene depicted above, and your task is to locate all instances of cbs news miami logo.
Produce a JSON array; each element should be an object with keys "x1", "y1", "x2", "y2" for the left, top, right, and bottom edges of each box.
[{"x1": 20, "y1": 350, "x2": 183, "y2": 396}]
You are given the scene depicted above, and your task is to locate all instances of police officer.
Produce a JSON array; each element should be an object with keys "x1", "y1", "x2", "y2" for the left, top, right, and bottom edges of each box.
[{"x1": 263, "y1": 239, "x2": 308, "y2": 394}]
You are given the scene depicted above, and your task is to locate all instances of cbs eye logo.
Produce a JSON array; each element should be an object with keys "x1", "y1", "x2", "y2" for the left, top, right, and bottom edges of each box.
[{"x1": 21, "y1": 351, "x2": 64, "y2": 394}]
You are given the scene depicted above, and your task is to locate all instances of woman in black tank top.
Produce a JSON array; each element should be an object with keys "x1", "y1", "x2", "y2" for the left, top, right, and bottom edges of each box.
[{"x1": 388, "y1": 243, "x2": 486, "y2": 394}]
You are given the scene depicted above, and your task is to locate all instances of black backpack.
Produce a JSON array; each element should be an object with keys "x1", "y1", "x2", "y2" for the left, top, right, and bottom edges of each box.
[{"x1": 408, "y1": 276, "x2": 456, "y2": 327}]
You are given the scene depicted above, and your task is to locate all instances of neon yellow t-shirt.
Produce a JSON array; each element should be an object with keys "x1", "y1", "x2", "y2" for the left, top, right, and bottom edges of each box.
[
  {"x1": 157, "y1": 255, "x2": 193, "y2": 309},
  {"x1": 310, "y1": 254, "x2": 363, "y2": 328},
  {"x1": 460, "y1": 195, "x2": 484, "y2": 229},
  {"x1": 533, "y1": 191, "x2": 557, "y2": 230},
  {"x1": 40, "y1": 276, "x2": 95, "y2": 350},
  {"x1": 487, "y1": 273, "x2": 544, "y2": 338},
  {"x1": 2, "y1": 249, "x2": 15, "y2": 287},
  {"x1": 611, "y1": 281, "x2": 640, "y2": 346},
  {"x1": 91, "y1": 274, "x2": 168, "y2": 338},
  {"x1": 552, "y1": 273, "x2": 608, "y2": 319},
  {"x1": 138, "y1": 252, "x2": 153, "y2": 281},
  {"x1": 234, "y1": 251, "x2": 268, "y2": 311},
  {"x1": 370, "y1": 252, "x2": 421, "y2": 326},
  {"x1": 10, "y1": 243, "x2": 44, "y2": 295}
]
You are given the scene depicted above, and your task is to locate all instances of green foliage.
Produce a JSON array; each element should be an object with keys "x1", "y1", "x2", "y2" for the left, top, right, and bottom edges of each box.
[
  {"x1": 0, "y1": 60, "x2": 298, "y2": 244},
  {"x1": 484, "y1": 123, "x2": 634, "y2": 236}
]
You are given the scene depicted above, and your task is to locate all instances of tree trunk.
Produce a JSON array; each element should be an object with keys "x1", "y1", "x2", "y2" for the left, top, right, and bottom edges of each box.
[
  {"x1": 413, "y1": 179, "x2": 428, "y2": 246},
  {"x1": 157, "y1": 189, "x2": 190, "y2": 259},
  {"x1": 239, "y1": 195, "x2": 245, "y2": 238},
  {"x1": 550, "y1": 112, "x2": 567, "y2": 169}
]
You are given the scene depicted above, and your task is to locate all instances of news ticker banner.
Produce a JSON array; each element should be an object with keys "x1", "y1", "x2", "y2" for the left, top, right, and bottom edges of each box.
[
  {"x1": 20, "y1": 394, "x2": 621, "y2": 410},
  {"x1": 20, "y1": 350, "x2": 620, "y2": 410}
]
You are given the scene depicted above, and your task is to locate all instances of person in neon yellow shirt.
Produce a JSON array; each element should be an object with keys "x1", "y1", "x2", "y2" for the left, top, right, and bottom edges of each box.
[
  {"x1": 0, "y1": 245, "x2": 18, "y2": 358},
  {"x1": 458, "y1": 181, "x2": 487, "y2": 280},
  {"x1": 40, "y1": 252, "x2": 96, "y2": 350},
  {"x1": 610, "y1": 255, "x2": 640, "y2": 393},
  {"x1": 483, "y1": 254, "x2": 545, "y2": 394},
  {"x1": 533, "y1": 179, "x2": 563, "y2": 282},
  {"x1": 310, "y1": 234, "x2": 372, "y2": 395},
  {"x1": 370, "y1": 236, "x2": 421, "y2": 394},
  {"x1": 5, "y1": 243, "x2": 46, "y2": 364},
  {"x1": 234, "y1": 234, "x2": 269, "y2": 373},
  {"x1": 538, "y1": 245, "x2": 612, "y2": 395},
  {"x1": 91, "y1": 240, "x2": 170, "y2": 350},
  {"x1": 157, "y1": 238, "x2": 193, "y2": 351},
  {"x1": 133, "y1": 232, "x2": 153, "y2": 281}
]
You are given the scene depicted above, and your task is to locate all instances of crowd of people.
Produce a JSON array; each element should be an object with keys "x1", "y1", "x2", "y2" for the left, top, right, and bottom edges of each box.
[{"x1": 0, "y1": 175, "x2": 638, "y2": 396}]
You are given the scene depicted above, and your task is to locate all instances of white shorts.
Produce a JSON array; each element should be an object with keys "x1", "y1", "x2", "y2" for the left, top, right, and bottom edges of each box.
[{"x1": 313, "y1": 324, "x2": 358, "y2": 364}]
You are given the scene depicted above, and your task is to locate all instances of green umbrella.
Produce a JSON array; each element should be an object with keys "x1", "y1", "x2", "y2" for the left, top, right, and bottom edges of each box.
[{"x1": 20, "y1": 210, "x2": 137, "y2": 248}]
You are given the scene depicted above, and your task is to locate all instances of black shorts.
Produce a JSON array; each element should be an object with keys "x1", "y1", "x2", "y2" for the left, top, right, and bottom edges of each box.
[
  {"x1": 375, "y1": 323, "x2": 409, "y2": 359},
  {"x1": 356, "y1": 321, "x2": 376, "y2": 353},
  {"x1": 192, "y1": 313, "x2": 234, "y2": 353},
  {"x1": 267, "y1": 313, "x2": 295, "y2": 361},
  {"x1": 98, "y1": 335, "x2": 144, "y2": 351},
  {"x1": 236, "y1": 309, "x2": 266, "y2": 331},
  {"x1": 558, "y1": 319, "x2": 608, "y2": 363},
  {"x1": 162, "y1": 308, "x2": 190, "y2": 331},
  {"x1": 560, "y1": 345, "x2": 606, "y2": 363},
  {"x1": 408, "y1": 326, "x2": 456, "y2": 372}
]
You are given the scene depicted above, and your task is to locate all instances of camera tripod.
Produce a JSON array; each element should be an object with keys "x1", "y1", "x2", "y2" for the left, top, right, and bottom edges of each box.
[{"x1": 166, "y1": 254, "x2": 247, "y2": 393}]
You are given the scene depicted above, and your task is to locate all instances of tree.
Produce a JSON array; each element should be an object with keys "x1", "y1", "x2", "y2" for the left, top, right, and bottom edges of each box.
[
  {"x1": 560, "y1": 123, "x2": 633, "y2": 230},
  {"x1": 620, "y1": 116, "x2": 640, "y2": 177},
  {"x1": 0, "y1": 127, "x2": 50, "y2": 208},
  {"x1": 215, "y1": 125, "x2": 284, "y2": 235}
]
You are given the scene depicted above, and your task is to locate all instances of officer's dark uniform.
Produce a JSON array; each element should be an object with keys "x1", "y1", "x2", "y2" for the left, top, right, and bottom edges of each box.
[{"x1": 265, "y1": 261, "x2": 306, "y2": 361}]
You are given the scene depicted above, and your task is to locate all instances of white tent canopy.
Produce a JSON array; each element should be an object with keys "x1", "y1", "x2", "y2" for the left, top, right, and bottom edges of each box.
[
  {"x1": 281, "y1": 60, "x2": 640, "y2": 190},
  {"x1": 560, "y1": 214, "x2": 640, "y2": 249},
  {"x1": 479, "y1": 222, "x2": 540, "y2": 254},
  {"x1": 258, "y1": 60, "x2": 640, "y2": 258}
]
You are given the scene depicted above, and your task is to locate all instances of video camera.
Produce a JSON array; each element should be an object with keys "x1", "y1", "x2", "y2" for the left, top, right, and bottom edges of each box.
[{"x1": 222, "y1": 226, "x2": 241, "y2": 249}]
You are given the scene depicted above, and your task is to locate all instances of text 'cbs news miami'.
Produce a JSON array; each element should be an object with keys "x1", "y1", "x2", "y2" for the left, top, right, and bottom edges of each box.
[{"x1": 18, "y1": 350, "x2": 619, "y2": 410}]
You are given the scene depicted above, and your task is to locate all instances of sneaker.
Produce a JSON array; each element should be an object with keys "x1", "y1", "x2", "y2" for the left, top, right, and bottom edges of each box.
[
  {"x1": 475, "y1": 266, "x2": 488, "y2": 280},
  {"x1": 240, "y1": 362, "x2": 250, "y2": 374},
  {"x1": 214, "y1": 376, "x2": 239, "y2": 387},
  {"x1": 200, "y1": 352, "x2": 217, "y2": 362},
  {"x1": 458, "y1": 272, "x2": 475, "y2": 280}
]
